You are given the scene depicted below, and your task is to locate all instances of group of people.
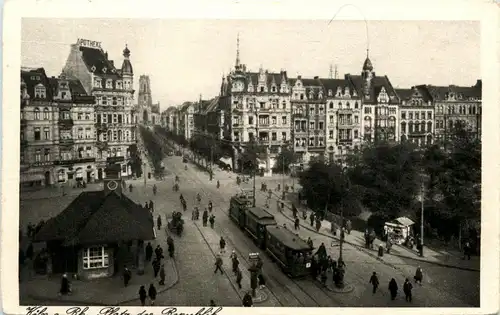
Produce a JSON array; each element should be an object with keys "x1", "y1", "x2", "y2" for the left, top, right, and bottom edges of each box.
[{"x1": 370, "y1": 267, "x2": 423, "y2": 303}]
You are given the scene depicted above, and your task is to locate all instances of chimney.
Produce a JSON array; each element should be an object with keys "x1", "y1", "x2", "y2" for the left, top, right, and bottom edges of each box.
[
  {"x1": 110, "y1": 60, "x2": 114, "y2": 67},
  {"x1": 105, "y1": 51, "x2": 108, "y2": 59},
  {"x1": 314, "y1": 76, "x2": 319, "y2": 80}
]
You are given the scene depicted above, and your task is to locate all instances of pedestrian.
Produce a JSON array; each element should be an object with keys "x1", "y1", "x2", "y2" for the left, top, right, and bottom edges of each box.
[
  {"x1": 153, "y1": 185, "x2": 157, "y2": 195},
  {"x1": 208, "y1": 200, "x2": 213, "y2": 212},
  {"x1": 346, "y1": 219, "x2": 352, "y2": 234},
  {"x1": 242, "y1": 291, "x2": 253, "y2": 307},
  {"x1": 167, "y1": 236, "x2": 175, "y2": 258},
  {"x1": 292, "y1": 204, "x2": 298, "y2": 218},
  {"x1": 403, "y1": 278, "x2": 413, "y2": 302},
  {"x1": 294, "y1": 217, "x2": 300, "y2": 230},
  {"x1": 414, "y1": 266, "x2": 423, "y2": 285},
  {"x1": 203, "y1": 209, "x2": 208, "y2": 227},
  {"x1": 258, "y1": 273, "x2": 266, "y2": 289},
  {"x1": 217, "y1": 180, "x2": 220, "y2": 189},
  {"x1": 148, "y1": 283, "x2": 157, "y2": 305},
  {"x1": 144, "y1": 202, "x2": 149, "y2": 210},
  {"x1": 145, "y1": 242, "x2": 153, "y2": 262},
  {"x1": 149, "y1": 200, "x2": 154, "y2": 211},
  {"x1": 139, "y1": 285, "x2": 147, "y2": 306},
  {"x1": 129, "y1": 184, "x2": 133, "y2": 193},
  {"x1": 123, "y1": 266, "x2": 132, "y2": 287},
  {"x1": 236, "y1": 268, "x2": 243, "y2": 289},
  {"x1": 59, "y1": 273, "x2": 71, "y2": 296},
  {"x1": 463, "y1": 241, "x2": 471, "y2": 260},
  {"x1": 152, "y1": 258, "x2": 161, "y2": 277},
  {"x1": 155, "y1": 245, "x2": 164, "y2": 260},
  {"x1": 369, "y1": 272, "x2": 379, "y2": 294},
  {"x1": 209, "y1": 299, "x2": 216, "y2": 306},
  {"x1": 209, "y1": 214, "x2": 215, "y2": 228},
  {"x1": 316, "y1": 242, "x2": 327, "y2": 261},
  {"x1": 214, "y1": 255, "x2": 224, "y2": 274},
  {"x1": 157, "y1": 215, "x2": 162, "y2": 230},
  {"x1": 310, "y1": 212, "x2": 315, "y2": 226},
  {"x1": 315, "y1": 218, "x2": 321, "y2": 232},
  {"x1": 232, "y1": 254, "x2": 240, "y2": 274},
  {"x1": 219, "y1": 236, "x2": 226, "y2": 253},
  {"x1": 159, "y1": 264, "x2": 166, "y2": 285},
  {"x1": 307, "y1": 237, "x2": 313, "y2": 249},
  {"x1": 388, "y1": 278, "x2": 398, "y2": 300}
]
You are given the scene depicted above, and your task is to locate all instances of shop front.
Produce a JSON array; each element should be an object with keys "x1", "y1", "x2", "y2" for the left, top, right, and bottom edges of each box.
[{"x1": 54, "y1": 158, "x2": 96, "y2": 185}]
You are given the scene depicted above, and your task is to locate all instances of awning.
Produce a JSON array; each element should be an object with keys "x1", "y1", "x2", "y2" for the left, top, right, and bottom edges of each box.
[
  {"x1": 20, "y1": 173, "x2": 44, "y2": 183},
  {"x1": 394, "y1": 216, "x2": 415, "y2": 226},
  {"x1": 219, "y1": 157, "x2": 232, "y2": 165}
]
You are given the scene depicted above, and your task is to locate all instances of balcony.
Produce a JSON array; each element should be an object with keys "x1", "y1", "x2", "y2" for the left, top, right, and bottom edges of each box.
[
  {"x1": 31, "y1": 161, "x2": 54, "y2": 167},
  {"x1": 338, "y1": 121, "x2": 354, "y2": 127},
  {"x1": 338, "y1": 108, "x2": 354, "y2": 114},
  {"x1": 58, "y1": 119, "x2": 74, "y2": 127},
  {"x1": 338, "y1": 138, "x2": 353, "y2": 144},
  {"x1": 59, "y1": 138, "x2": 75, "y2": 146},
  {"x1": 53, "y1": 157, "x2": 96, "y2": 166}
]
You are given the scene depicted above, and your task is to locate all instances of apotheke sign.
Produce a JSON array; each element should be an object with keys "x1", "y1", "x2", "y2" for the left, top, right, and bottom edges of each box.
[{"x1": 77, "y1": 38, "x2": 102, "y2": 49}]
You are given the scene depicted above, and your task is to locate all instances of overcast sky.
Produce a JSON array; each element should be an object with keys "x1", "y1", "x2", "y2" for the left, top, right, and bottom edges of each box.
[{"x1": 21, "y1": 19, "x2": 480, "y2": 110}]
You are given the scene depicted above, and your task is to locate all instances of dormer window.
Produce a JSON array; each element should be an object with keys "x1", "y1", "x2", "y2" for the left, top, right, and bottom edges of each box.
[
  {"x1": 94, "y1": 79, "x2": 102, "y2": 88},
  {"x1": 336, "y1": 87, "x2": 342, "y2": 97},
  {"x1": 106, "y1": 80, "x2": 113, "y2": 89},
  {"x1": 328, "y1": 89, "x2": 333, "y2": 97},
  {"x1": 102, "y1": 67, "x2": 107, "y2": 74},
  {"x1": 91, "y1": 65, "x2": 96, "y2": 72},
  {"x1": 116, "y1": 81, "x2": 123, "y2": 89},
  {"x1": 271, "y1": 86, "x2": 276, "y2": 93},
  {"x1": 260, "y1": 86, "x2": 265, "y2": 93},
  {"x1": 309, "y1": 92, "x2": 314, "y2": 99},
  {"x1": 344, "y1": 86, "x2": 350, "y2": 96},
  {"x1": 318, "y1": 91, "x2": 323, "y2": 99},
  {"x1": 34, "y1": 84, "x2": 46, "y2": 99}
]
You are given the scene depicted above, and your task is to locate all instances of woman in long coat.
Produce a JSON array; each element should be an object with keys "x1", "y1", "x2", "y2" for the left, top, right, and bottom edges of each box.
[{"x1": 388, "y1": 278, "x2": 398, "y2": 300}]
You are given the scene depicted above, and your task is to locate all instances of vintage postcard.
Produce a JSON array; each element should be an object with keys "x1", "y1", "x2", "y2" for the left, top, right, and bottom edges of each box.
[{"x1": 2, "y1": 0, "x2": 499, "y2": 314}]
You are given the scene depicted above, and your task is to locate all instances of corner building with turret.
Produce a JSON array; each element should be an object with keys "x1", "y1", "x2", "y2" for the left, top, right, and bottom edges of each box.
[{"x1": 62, "y1": 39, "x2": 136, "y2": 179}]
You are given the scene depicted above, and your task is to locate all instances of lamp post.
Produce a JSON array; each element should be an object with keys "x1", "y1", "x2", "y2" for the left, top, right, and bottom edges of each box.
[
  {"x1": 143, "y1": 162, "x2": 147, "y2": 187},
  {"x1": 419, "y1": 179, "x2": 425, "y2": 257}
]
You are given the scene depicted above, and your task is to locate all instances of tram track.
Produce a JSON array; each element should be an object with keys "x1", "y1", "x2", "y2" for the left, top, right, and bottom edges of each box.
[{"x1": 167, "y1": 153, "x2": 342, "y2": 307}]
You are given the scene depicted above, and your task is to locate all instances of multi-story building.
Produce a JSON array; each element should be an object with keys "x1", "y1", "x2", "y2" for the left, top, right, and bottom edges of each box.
[
  {"x1": 290, "y1": 76, "x2": 325, "y2": 163},
  {"x1": 162, "y1": 106, "x2": 179, "y2": 133},
  {"x1": 321, "y1": 78, "x2": 362, "y2": 163},
  {"x1": 427, "y1": 81, "x2": 482, "y2": 144},
  {"x1": 178, "y1": 102, "x2": 195, "y2": 140},
  {"x1": 136, "y1": 75, "x2": 161, "y2": 126},
  {"x1": 51, "y1": 74, "x2": 97, "y2": 184},
  {"x1": 346, "y1": 53, "x2": 399, "y2": 144},
  {"x1": 395, "y1": 86, "x2": 435, "y2": 147},
  {"x1": 20, "y1": 68, "x2": 58, "y2": 187},
  {"x1": 62, "y1": 38, "x2": 136, "y2": 178}
]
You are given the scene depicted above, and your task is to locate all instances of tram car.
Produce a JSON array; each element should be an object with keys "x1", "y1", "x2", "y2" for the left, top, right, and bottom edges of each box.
[
  {"x1": 229, "y1": 194, "x2": 253, "y2": 227},
  {"x1": 265, "y1": 225, "x2": 313, "y2": 278}
]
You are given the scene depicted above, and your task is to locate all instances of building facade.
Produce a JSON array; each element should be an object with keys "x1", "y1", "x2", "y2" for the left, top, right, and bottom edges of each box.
[
  {"x1": 20, "y1": 68, "x2": 59, "y2": 187},
  {"x1": 427, "y1": 81, "x2": 482, "y2": 144},
  {"x1": 178, "y1": 102, "x2": 196, "y2": 140},
  {"x1": 346, "y1": 53, "x2": 400, "y2": 145},
  {"x1": 136, "y1": 75, "x2": 161, "y2": 126},
  {"x1": 396, "y1": 86, "x2": 435, "y2": 147},
  {"x1": 62, "y1": 39, "x2": 136, "y2": 178}
]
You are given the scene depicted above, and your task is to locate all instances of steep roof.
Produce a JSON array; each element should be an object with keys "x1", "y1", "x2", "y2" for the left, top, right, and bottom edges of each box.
[
  {"x1": 68, "y1": 79, "x2": 89, "y2": 95},
  {"x1": 426, "y1": 82, "x2": 481, "y2": 101},
  {"x1": 320, "y1": 78, "x2": 359, "y2": 98},
  {"x1": 266, "y1": 225, "x2": 312, "y2": 251},
  {"x1": 203, "y1": 97, "x2": 220, "y2": 114},
  {"x1": 79, "y1": 46, "x2": 120, "y2": 78},
  {"x1": 34, "y1": 191, "x2": 154, "y2": 246},
  {"x1": 20, "y1": 67, "x2": 54, "y2": 101},
  {"x1": 395, "y1": 88, "x2": 412, "y2": 101},
  {"x1": 346, "y1": 74, "x2": 399, "y2": 104}
]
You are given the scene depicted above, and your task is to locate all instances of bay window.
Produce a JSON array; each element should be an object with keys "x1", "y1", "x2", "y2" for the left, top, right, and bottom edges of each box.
[{"x1": 82, "y1": 246, "x2": 109, "y2": 269}]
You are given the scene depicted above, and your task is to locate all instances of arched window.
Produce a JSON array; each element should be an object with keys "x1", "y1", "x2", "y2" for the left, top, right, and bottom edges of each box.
[
  {"x1": 338, "y1": 102, "x2": 342, "y2": 109},
  {"x1": 388, "y1": 116, "x2": 396, "y2": 128},
  {"x1": 401, "y1": 122, "x2": 407, "y2": 134},
  {"x1": 354, "y1": 102, "x2": 359, "y2": 109},
  {"x1": 43, "y1": 108, "x2": 49, "y2": 120},
  {"x1": 118, "y1": 130, "x2": 122, "y2": 141},
  {"x1": 426, "y1": 135, "x2": 432, "y2": 145},
  {"x1": 472, "y1": 106, "x2": 476, "y2": 115},
  {"x1": 346, "y1": 102, "x2": 350, "y2": 108},
  {"x1": 34, "y1": 107, "x2": 40, "y2": 120},
  {"x1": 408, "y1": 121, "x2": 414, "y2": 133},
  {"x1": 427, "y1": 121, "x2": 432, "y2": 132},
  {"x1": 107, "y1": 129, "x2": 112, "y2": 141}
]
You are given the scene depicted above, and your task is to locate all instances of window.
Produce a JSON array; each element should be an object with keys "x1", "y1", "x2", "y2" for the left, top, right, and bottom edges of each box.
[
  {"x1": 401, "y1": 111, "x2": 406, "y2": 120},
  {"x1": 260, "y1": 87, "x2": 264, "y2": 93},
  {"x1": 85, "y1": 128, "x2": 92, "y2": 139},
  {"x1": 354, "y1": 102, "x2": 359, "y2": 109},
  {"x1": 102, "y1": 96, "x2": 108, "y2": 105},
  {"x1": 300, "y1": 94, "x2": 304, "y2": 100},
  {"x1": 34, "y1": 108, "x2": 41, "y2": 120},
  {"x1": 248, "y1": 132, "x2": 254, "y2": 141},
  {"x1": 113, "y1": 114, "x2": 118, "y2": 123},
  {"x1": 401, "y1": 122, "x2": 407, "y2": 134},
  {"x1": 44, "y1": 127, "x2": 50, "y2": 140},
  {"x1": 319, "y1": 137, "x2": 324, "y2": 146},
  {"x1": 427, "y1": 111, "x2": 432, "y2": 120},
  {"x1": 415, "y1": 112, "x2": 420, "y2": 120},
  {"x1": 309, "y1": 137, "x2": 314, "y2": 146},
  {"x1": 272, "y1": 116, "x2": 277, "y2": 125},
  {"x1": 309, "y1": 121, "x2": 315, "y2": 130},
  {"x1": 329, "y1": 102, "x2": 333, "y2": 109},
  {"x1": 86, "y1": 146, "x2": 93, "y2": 157},
  {"x1": 319, "y1": 122, "x2": 324, "y2": 130},
  {"x1": 82, "y1": 247, "x2": 109, "y2": 270},
  {"x1": 329, "y1": 130, "x2": 334, "y2": 139},
  {"x1": 106, "y1": 80, "x2": 113, "y2": 89},
  {"x1": 271, "y1": 132, "x2": 277, "y2": 141},
  {"x1": 34, "y1": 127, "x2": 41, "y2": 141},
  {"x1": 57, "y1": 170, "x2": 65, "y2": 182},
  {"x1": 85, "y1": 113, "x2": 91, "y2": 120},
  {"x1": 44, "y1": 148, "x2": 50, "y2": 161},
  {"x1": 329, "y1": 115, "x2": 334, "y2": 124},
  {"x1": 409, "y1": 112, "x2": 413, "y2": 120},
  {"x1": 319, "y1": 107, "x2": 325, "y2": 115},
  {"x1": 34, "y1": 84, "x2": 46, "y2": 98},
  {"x1": 94, "y1": 79, "x2": 102, "y2": 88},
  {"x1": 77, "y1": 128, "x2": 84, "y2": 139},
  {"x1": 282, "y1": 132, "x2": 287, "y2": 141},
  {"x1": 309, "y1": 107, "x2": 315, "y2": 116},
  {"x1": 77, "y1": 113, "x2": 83, "y2": 120},
  {"x1": 43, "y1": 108, "x2": 49, "y2": 120},
  {"x1": 35, "y1": 149, "x2": 41, "y2": 162},
  {"x1": 282, "y1": 100, "x2": 287, "y2": 109},
  {"x1": 282, "y1": 116, "x2": 287, "y2": 125},
  {"x1": 427, "y1": 122, "x2": 432, "y2": 132},
  {"x1": 354, "y1": 116, "x2": 359, "y2": 124},
  {"x1": 346, "y1": 102, "x2": 350, "y2": 109},
  {"x1": 364, "y1": 107, "x2": 371, "y2": 114}
]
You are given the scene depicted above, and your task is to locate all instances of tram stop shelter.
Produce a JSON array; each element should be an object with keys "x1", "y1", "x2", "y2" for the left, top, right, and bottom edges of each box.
[
  {"x1": 384, "y1": 216, "x2": 415, "y2": 245},
  {"x1": 34, "y1": 164, "x2": 155, "y2": 280}
]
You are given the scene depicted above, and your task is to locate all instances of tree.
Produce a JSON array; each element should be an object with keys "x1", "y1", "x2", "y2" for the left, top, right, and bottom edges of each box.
[
  {"x1": 348, "y1": 141, "x2": 421, "y2": 218},
  {"x1": 128, "y1": 144, "x2": 143, "y2": 178},
  {"x1": 139, "y1": 126, "x2": 166, "y2": 177},
  {"x1": 273, "y1": 146, "x2": 298, "y2": 174},
  {"x1": 239, "y1": 140, "x2": 263, "y2": 174}
]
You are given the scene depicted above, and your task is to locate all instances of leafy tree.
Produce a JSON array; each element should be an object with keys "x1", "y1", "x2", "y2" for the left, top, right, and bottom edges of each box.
[
  {"x1": 239, "y1": 139, "x2": 264, "y2": 174},
  {"x1": 139, "y1": 126, "x2": 166, "y2": 176},
  {"x1": 348, "y1": 142, "x2": 421, "y2": 218},
  {"x1": 273, "y1": 146, "x2": 298, "y2": 174},
  {"x1": 128, "y1": 144, "x2": 143, "y2": 178}
]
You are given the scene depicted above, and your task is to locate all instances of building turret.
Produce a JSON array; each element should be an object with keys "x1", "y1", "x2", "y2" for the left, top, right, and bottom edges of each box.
[
  {"x1": 121, "y1": 45, "x2": 133, "y2": 75},
  {"x1": 361, "y1": 49, "x2": 374, "y2": 97}
]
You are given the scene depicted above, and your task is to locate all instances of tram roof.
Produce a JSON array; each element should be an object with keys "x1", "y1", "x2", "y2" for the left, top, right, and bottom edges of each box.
[
  {"x1": 266, "y1": 225, "x2": 311, "y2": 251},
  {"x1": 247, "y1": 206, "x2": 275, "y2": 220}
]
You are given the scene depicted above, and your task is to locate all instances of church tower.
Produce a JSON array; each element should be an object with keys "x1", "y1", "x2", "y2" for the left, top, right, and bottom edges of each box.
[
  {"x1": 361, "y1": 49, "x2": 375, "y2": 98},
  {"x1": 138, "y1": 75, "x2": 153, "y2": 108}
]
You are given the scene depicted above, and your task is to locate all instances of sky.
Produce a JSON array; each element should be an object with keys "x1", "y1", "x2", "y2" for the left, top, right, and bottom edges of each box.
[{"x1": 21, "y1": 19, "x2": 480, "y2": 111}]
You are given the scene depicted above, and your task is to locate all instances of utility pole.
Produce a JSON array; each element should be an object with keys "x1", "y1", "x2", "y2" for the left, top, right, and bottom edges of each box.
[
  {"x1": 282, "y1": 146, "x2": 285, "y2": 200},
  {"x1": 143, "y1": 162, "x2": 147, "y2": 188},
  {"x1": 420, "y1": 180, "x2": 425, "y2": 257}
]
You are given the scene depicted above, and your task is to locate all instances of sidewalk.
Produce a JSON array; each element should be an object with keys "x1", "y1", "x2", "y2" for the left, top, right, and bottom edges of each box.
[
  {"x1": 263, "y1": 190, "x2": 480, "y2": 272},
  {"x1": 20, "y1": 183, "x2": 103, "y2": 201}
]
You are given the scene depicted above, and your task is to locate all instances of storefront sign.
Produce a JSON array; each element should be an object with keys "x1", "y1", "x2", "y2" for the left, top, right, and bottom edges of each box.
[{"x1": 77, "y1": 38, "x2": 102, "y2": 49}]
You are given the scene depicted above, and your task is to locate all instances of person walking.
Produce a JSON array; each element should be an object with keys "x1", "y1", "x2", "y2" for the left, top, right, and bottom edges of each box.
[
  {"x1": 309, "y1": 212, "x2": 315, "y2": 227},
  {"x1": 138, "y1": 285, "x2": 147, "y2": 306},
  {"x1": 145, "y1": 242, "x2": 153, "y2": 262},
  {"x1": 403, "y1": 278, "x2": 413, "y2": 302},
  {"x1": 157, "y1": 215, "x2": 162, "y2": 230},
  {"x1": 148, "y1": 283, "x2": 157, "y2": 305},
  {"x1": 369, "y1": 272, "x2": 379, "y2": 294},
  {"x1": 159, "y1": 264, "x2": 166, "y2": 285},
  {"x1": 209, "y1": 214, "x2": 215, "y2": 228},
  {"x1": 388, "y1": 278, "x2": 398, "y2": 300},
  {"x1": 307, "y1": 237, "x2": 313, "y2": 249},
  {"x1": 167, "y1": 236, "x2": 175, "y2": 258},
  {"x1": 155, "y1": 245, "x2": 163, "y2": 260},
  {"x1": 231, "y1": 253, "x2": 240, "y2": 274},
  {"x1": 152, "y1": 258, "x2": 161, "y2": 278},
  {"x1": 214, "y1": 255, "x2": 224, "y2": 274},
  {"x1": 242, "y1": 291, "x2": 253, "y2": 307},
  {"x1": 209, "y1": 299, "x2": 216, "y2": 306},
  {"x1": 219, "y1": 237, "x2": 226, "y2": 253},
  {"x1": 414, "y1": 266, "x2": 423, "y2": 285},
  {"x1": 202, "y1": 209, "x2": 209, "y2": 227},
  {"x1": 294, "y1": 217, "x2": 300, "y2": 230},
  {"x1": 123, "y1": 266, "x2": 132, "y2": 287}
]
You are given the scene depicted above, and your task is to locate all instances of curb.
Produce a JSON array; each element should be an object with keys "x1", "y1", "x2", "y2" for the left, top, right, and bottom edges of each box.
[
  {"x1": 26, "y1": 256, "x2": 180, "y2": 306},
  {"x1": 325, "y1": 283, "x2": 355, "y2": 294},
  {"x1": 263, "y1": 191, "x2": 480, "y2": 273}
]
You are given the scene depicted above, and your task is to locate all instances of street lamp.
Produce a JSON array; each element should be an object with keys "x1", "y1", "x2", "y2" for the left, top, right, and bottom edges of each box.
[
  {"x1": 419, "y1": 178, "x2": 425, "y2": 257},
  {"x1": 143, "y1": 162, "x2": 147, "y2": 187}
]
